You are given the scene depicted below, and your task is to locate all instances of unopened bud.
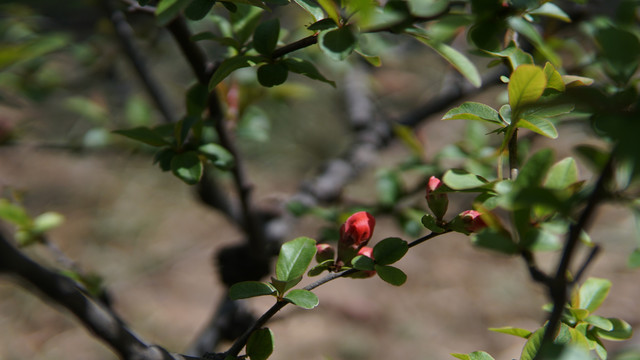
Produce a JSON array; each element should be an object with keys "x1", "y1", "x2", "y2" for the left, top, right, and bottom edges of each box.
[
  {"x1": 460, "y1": 210, "x2": 487, "y2": 233},
  {"x1": 426, "y1": 176, "x2": 448, "y2": 221},
  {"x1": 349, "y1": 246, "x2": 376, "y2": 278},
  {"x1": 337, "y1": 211, "x2": 376, "y2": 269},
  {"x1": 315, "y1": 243, "x2": 335, "y2": 263}
]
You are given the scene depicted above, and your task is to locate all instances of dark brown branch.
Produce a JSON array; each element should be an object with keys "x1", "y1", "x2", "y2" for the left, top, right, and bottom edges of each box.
[
  {"x1": 0, "y1": 230, "x2": 200, "y2": 360},
  {"x1": 105, "y1": 0, "x2": 177, "y2": 123},
  {"x1": 271, "y1": 34, "x2": 318, "y2": 59}
]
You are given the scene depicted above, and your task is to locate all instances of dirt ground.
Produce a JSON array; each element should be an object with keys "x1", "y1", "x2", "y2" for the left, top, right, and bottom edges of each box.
[{"x1": 1, "y1": 105, "x2": 639, "y2": 360}]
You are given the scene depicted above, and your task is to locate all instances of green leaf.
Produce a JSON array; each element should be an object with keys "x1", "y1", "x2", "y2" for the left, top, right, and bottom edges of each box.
[
  {"x1": 186, "y1": 82, "x2": 209, "y2": 117},
  {"x1": 253, "y1": 18, "x2": 280, "y2": 56},
  {"x1": 442, "y1": 102, "x2": 502, "y2": 124},
  {"x1": 442, "y1": 169, "x2": 489, "y2": 190},
  {"x1": 270, "y1": 276, "x2": 302, "y2": 295},
  {"x1": 352, "y1": 254, "x2": 375, "y2": 271},
  {"x1": 508, "y1": 64, "x2": 547, "y2": 114},
  {"x1": 318, "y1": 26, "x2": 358, "y2": 61},
  {"x1": 594, "y1": 318, "x2": 633, "y2": 341},
  {"x1": 375, "y1": 265, "x2": 407, "y2": 286},
  {"x1": 515, "y1": 149, "x2": 554, "y2": 188},
  {"x1": 578, "y1": 277, "x2": 611, "y2": 313},
  {"x1": 246, "y1": 328, "x2": 274, "y2": 360},
  {"x1": 471, "y1": 228, "x2": 518, "y2": 255},
  {"x1": 284, "y1": 289, "x2": 319, "y2": 309},
  {"x1": 545, "y1": 158, "x2": 578, "y2": 190},
  {"x1": 308, "y1": 260, "x2": 332, "y2": 276},
  {"x1": 155, "y1": 0, "x2": 192, "y2": 26},
  {"x1": 521, "y1": 326, "x2": 545, "y2": 360},
  {"x1": 229, "y1": 281, "x2": 276, "y2": 299},
  {"x1": 508, "y1": 17, "x2": 560, "y2": 66},
  {"x1": 595, "y1": 26, "x2": 640, "y2": 84},
  {"x1": 113, "y1": 127, "x2": 170, "y2": 147},
  {"x1": 409, "y1": 31, "x2": 481, "y2": 87},
  {"x1": 184, "y1": 0, "x2": 215, "y2": 20},
  {"x1": 585, "y1": 315, "x2": 614, "y2": 331},
  {"x1": 198, "y1": 143, "x2": 235, "y2": 170},
  {"x1": 489, "y1": 326, "x2": 532, "y2": 339},
  {"x1": 175, "y1": 116, "x2": 200, "y2": 148},
  {"x1": 421, "y1": 214, "x2": 445, "y2": 233},
  {"x1": 308, "y1": 18, "x2": 338, "y2": 31},
  {"x1": 171, "y1": 151, "x2": 203, "y2": 185},
  {"x1": 0, "y1": 199, "x2": 31, "y2": 227},
  {"x1": 517, "y1": 116, "x2": 558, "y2": 139},
  {"x1": 528, "y1": 3, "x2": 570, "y2": 22},
  {"x1": 373, "y1": 237, "x2": 408, "y2": 266},
  {"x1": 450, "y1": 351, "x2": 496, "y2": 360},
  {"x1": 257, "y1": 62, "x2": 289, "y2": 87},
  {"x1": 407, "y1": 0, "x2": 448, "y2": 17},
  {"x1": 316, "y1": 0, "x2": 340, "y2": 24},
  {"x1": 543, "y1": 62, "x2": 565, "y2": 92},
  {"x1": 208, "y1": 55, "x2": 263, "y2": 90},
  {"x1": 294, "y1": 0, "x2": 325, "y2": 21},
  {"x1": 32, "y1": 212, "x2": 64, "y2": 233},
  {"x1": 275, "y1": 237, "x2": 317, "y2": 282},
  {"x1": 483, "y1": 41, "x2": 533, "y2": 70},
  {"x1": 283, "y1": 57, "x2": 335, "y2": 86}
]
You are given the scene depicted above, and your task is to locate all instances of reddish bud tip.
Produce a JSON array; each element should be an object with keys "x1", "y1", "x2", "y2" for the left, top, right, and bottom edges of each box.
[
  {"x1": 426, "y1": 176, "x2": 448, "y2": 220},
  {"x1": 460, "y1": 210, "x2": 487, "y2": 233},
  {"x1": 355, "y1": 246, "x2": 376, "y2": 278},
  {"x1": 315, "y1": 243, "x2": 335, "y2": 263},
  {"x1": 426, "y1": 176, "x2": 442, "y2": 194}
]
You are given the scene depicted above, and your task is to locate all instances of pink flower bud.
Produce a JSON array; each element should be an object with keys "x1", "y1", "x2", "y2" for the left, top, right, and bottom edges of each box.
[
  {"x1": 460, "y1": 210, "x2": 487, "y2": 233},
  {"x1": 354, "y1": 246, "x2": 376, "y2": 278},
  {"x1": 425, "y1": 176, "x2": 448, "y2": 221},
  {"x1": 336, "y1": 211, "x2": 376, "y2": 269},
  {"x1": 339, "y1": 211, "x2": 376, "y2": 249},
  {"x1": 315, "y1": 243, "x2": 335, "y2": 263}
]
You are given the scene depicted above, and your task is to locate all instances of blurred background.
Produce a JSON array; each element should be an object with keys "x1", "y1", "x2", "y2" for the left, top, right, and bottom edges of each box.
[{"x1": 1, "y1": 1, "x2": 639, "y2": 359}]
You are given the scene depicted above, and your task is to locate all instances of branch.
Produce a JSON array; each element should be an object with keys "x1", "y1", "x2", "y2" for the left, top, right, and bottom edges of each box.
[{"x1": 0, "y1": 230, "x2": 201, "y2": 360}]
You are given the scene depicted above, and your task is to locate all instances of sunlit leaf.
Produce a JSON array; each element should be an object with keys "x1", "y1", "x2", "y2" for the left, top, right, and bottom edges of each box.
[
  {"x1": 489, "y1": 326, "x2": 532, "y2": 339},
  {"x1": 508, "y1": 64, "x2": 547, "y2": 114},
  {"x1": 229, "y1": 281, "x2": 277, "y2": 299},
  {"x1": 284, "y1": 289, "x2": 319, "y2": 309},
  {"x1": 275, "y1": 237, "x2": 317, "y2": 282},
  {"x1": 442, "y1": 102, "x2": 501, "y2": 124},
  {"x1": 171, "y1": 151, "x2": 203, "y2": 185}
]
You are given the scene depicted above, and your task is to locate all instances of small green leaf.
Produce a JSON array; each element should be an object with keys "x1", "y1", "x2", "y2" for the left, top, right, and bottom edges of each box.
[
  {"x1": 442, "y1": 102, "x2": 501, "y2": 124},
  {"x1": 275, "y1": 237, "x2": 317, "y2": 282},
  {"x1": 352, "y1": 254, "x2": 375, "y2": 271},
  {"x1": 489, "y1": 326, "x2": 533, "y2": 339},
  {"x1": 32, "y1": 212, "x2": 64, "y2": 233},
  {"x1": 198, "y1": 143, "x2": 234, "y2": 170},
  {"x1": 442, "y1": 169, "x2": 489, "y2": 190},
  {"x1": 257, "y1": 62, "x2": 289, "y2": 87},
  {"x1": 578, "y1": 277, "x2": 611, "y2": 313},
  {"x1": 517, "y1": 116, "x2": 558, "y2": 139},
  {"x1": 520, "y1": 326, "x2": 545, "y2": 360},
  {"x1": 155, "y1": 0, "x2": 192, "y2": 26},
  {"x1": 421, "y1": 214, "x2": 445, "y2": 233},
  {"x1": 229, "y1": 281, "x2": 277, "y2": 299},
  {"x1": 543, "y1": 62, "x2": 565, "y2": 92},
  {"x1": 372, "y1": 237, "x2": 408, "y2": 266},
  {"x1": 284, "y1": 289, "x2": 319, "y2": 309},
  {"x1": 318, "y1": 26, "x2": 357, "y2": 61},
  {"x1": 471, "y1": 229, "x2": 518, "y2": 255},
  {"x1": 450, "y1": 351, "x2": 496, "y2": 360},
  {"x1": 528, "y1": 2, "x2": 571, "y2": 22},
  {"x1": 0, "y1": 199, "x2": 31, "y2": 227},
  {"x1": 294, "y1": 0, "x2": 325, "y2": 21},
  {"x1": 409, "y1": 31, "x2": 481, "y2": 87},
  {"x1": 184, "y1": 0, "x2": 215, "y2": 20},
  {"x1": 585, "y1": 315, "x2": 614, "y2": 331},
  {"x1": 307, "y1": 18, "x2": 338, "y2": 31},
  {"x1": 594, "y1": 318, "x2": 633, "y2": 341},
  {"x1": 113, "y1": 127, "x2": 170, "y2": 147},
  {"x1": 246, "y1": 328, "x2": 274, "y2": 360},
  {"x1": 508, "y1": 64, "x2": 547, "y2": 114},
  {"x1": 253, "y1": 18, "x2": 280, "y2": 56},
  {"x1": 375, "y1": 265, "x2": 407, "y2": 286},
  {"x1": 171, "y1": 151, "x2": 203, "y2": 185},
  {"x1": 483, "y1": 41, "x2": 533, "y2": 70},
  {"x1": 283, "y1": 57, "x2": 335, "y2": 86},
  {"x1": 209, "y1": 55, "x2": 263, "y2": 90},
  {"x1": 545, "y1": 157, "x2": 578, "y2": 190}
]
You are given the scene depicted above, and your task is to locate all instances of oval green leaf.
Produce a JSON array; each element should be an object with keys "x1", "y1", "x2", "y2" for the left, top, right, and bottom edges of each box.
[
  {"x1": 508, "y1": 64, "x2": 547, "y2": 113},
  {"x1": 275, "y1": 237, "x2": 317, "y2": 282},
  {"x1": 442, "y1": 102, "x2": 501, "y2": 124},
  {"x1": 489, "y1": 326, "x2": 532, "y2": 339},
  {"x1": 229, "y1": 281, "x2": 277, "y2": 299},
  {"x1": 283, "y1": 58, "x2": 335, "y2": 87},
  {"x1": 517, "y1": 116, "x2": 558, "y2": 139},
  {"x1": 184, "y1": 0, "x2": 215, "y2": 20},
  {"x1": 246, "y1": 328, "x2": 274, "y2": 360},
  {"x1": 318, "y1": 26, "x2": 357, "y2": 61},
  {"x1": 257, "y1": 62, "x2": 288, "y2": 87},
  {"x1": 352, "y1": 255, "x2": 375, "y2": 271},
  {"x1": 594, "y1": 318, "x2": 633, "y2": 341},
  {"x1": 375, "y1": 265, "x2": 407, "y2": 286},
  {"x1": 442, "y1": 169, "x2": 489, "y2": 190},
  {"x1": 284, "y1": 289, "x2": 319, "y2": 309},
  {"x1": 372, "y1": 237, "x2": 408, "y2": 266},
  {"x1": 209, "y1": 55, "x2": 263, "y2": 90},
  {"x1": 198, "y1": 143, "x2": 234, "y2": 170},
  {"x1": 578, "y1": 277, "x2": 611, "y2": 313},
  {"x1": 253, "y1": 18, "x2": 280, "y2": 56},
  {"x1": 171, "y1": 151, "x2": 203, "y2": 185},
  {"x1": 544, "y1": 157, "x2": 578, "y2": 190}
]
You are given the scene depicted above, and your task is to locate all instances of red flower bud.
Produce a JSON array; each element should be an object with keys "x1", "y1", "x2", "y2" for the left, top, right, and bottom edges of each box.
[
  {"x1": 460, "y1": 210, "x2": 487, "y2": 233},
  {"x1": 354, "y1": 246, "x2": 376, "y2": 278},
  {"x1": 426, "y1": 176, "x2": 448, "y2": 220},
  {"x1": 336, "y1": 211, "x2": 376, "y2": 269},
  {"x1": 315, "y1": 243, "x2": 335, "y2": 263}
]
